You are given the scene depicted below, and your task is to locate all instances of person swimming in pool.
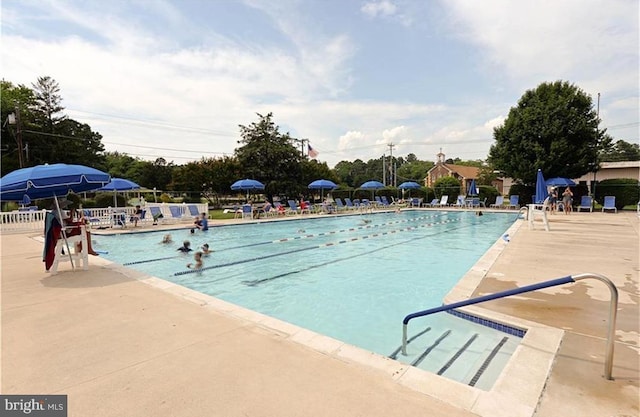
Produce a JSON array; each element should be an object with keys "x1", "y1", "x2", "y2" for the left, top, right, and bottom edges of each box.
[
  {"x1": 201, "y1": 243, "x2": 213, "y2": 255},
  {"x1": 162, "y1": 234, "x2": 173, "y2": 244},
  {"x1": 187, "y1": 251, "x2": 203, "y2": 269},
  {"x1": 177, "y1": 240, "x2": 192, "y2": 252}
]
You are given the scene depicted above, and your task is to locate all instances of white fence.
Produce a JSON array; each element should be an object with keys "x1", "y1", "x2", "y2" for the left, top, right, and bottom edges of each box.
[{"x1": 0, "y1": 203, "x2": 209, "y2": 235}]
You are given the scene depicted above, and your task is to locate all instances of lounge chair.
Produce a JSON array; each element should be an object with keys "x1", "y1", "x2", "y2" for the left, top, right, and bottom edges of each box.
[
  {"x1": 490, "y1": 196, "x2": 505, "y2": 209},
  {"x1": 451, "y1": 195, "x2": 466, "y2": 208},
  {"x1": 344, "y1": 198, "x2": 357, "y2": 210},
  {"x1": 148, "y1": 206, "x2": 165, "y2": 224},
  {"x1": 287, "y1": 200, "x2": 301, "y2": 215},
  {"x1": 241, "y1": 204, "x2": 253, "y2": 219},
  {"x1": 602, "y1": 196, "x2": 617, "y2": 213},
  {"x1": 169, "y1": 205, "x2": 186, "y2": 221},
  {"x1": 273, "y1": 202, "x2": 287, "y2": 216},
  {"x1": 507, "y1": 195, "x2": 520, "y2": 209},
  {"x1": 409, "y1": 197, "x2": 423, "y2": 207},
  {"x1": 380, "y1": 196, "x2": 391, "y2": 207},
  {"x1": 423, "y1": 198, "x2": 439, "y2": 207},
  {"x1": 187, "y1": 204, "x2": 200, "y2": 217},
  {"x1": 434, "y1": 195, "x2": 448, "y2": 207},
  {"x1": 577, "y1": 196, "x2": 593, "y2": 212},
  {"x1": 82, "y1": 209, "x2": 104, "y2": 228},
  {"x1": 360, "y1": 199, "x2": 373, "y2": 212},
  {"x1": 334, "y1": 198, "x2": 347, "y2": 211}
]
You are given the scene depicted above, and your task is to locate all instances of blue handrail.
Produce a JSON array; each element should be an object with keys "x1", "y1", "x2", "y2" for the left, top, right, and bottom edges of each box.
[
  {"x1": 403, "y1": 276, "x2": 574, "y2": 325},
  {"x1": 401, "y1": 273, "x2": 618, "y2": 380}
]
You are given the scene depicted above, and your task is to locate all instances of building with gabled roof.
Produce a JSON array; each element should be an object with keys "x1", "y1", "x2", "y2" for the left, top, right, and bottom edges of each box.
[{"x1": 424, "y1": 151, "x2": 480, "y2": 195}]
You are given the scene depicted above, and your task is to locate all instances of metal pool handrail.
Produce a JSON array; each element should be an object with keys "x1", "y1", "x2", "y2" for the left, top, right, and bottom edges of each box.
[{"x1": 401, "y1": 273, "x2": 618, "y2": 380}]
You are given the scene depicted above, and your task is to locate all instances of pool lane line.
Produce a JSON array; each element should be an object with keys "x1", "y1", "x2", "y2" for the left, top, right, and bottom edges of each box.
[
  {"x1": 216, "y1": 213, "x2": 444, "y2": 252},
  {"x1": 241, "y1": 219, "x2": 483, "y2": 287},
  {"x1": 123, "y1": 255, "x2": 181, "y2": 266},
  {"x1": 179, "y1": 218, "x2": 484, "y2": 287},
  {"x1": 174, "y1": 217, "x2": 461, "y2": 276},
  {"x1": 120, "y1": 213, "x2": 445, "y2": 267}
]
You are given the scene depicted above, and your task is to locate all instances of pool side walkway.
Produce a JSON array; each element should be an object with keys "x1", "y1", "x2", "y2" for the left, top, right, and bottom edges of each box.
[{"x1": 1, "y1": 210, "x2": 638, "y2": 416}]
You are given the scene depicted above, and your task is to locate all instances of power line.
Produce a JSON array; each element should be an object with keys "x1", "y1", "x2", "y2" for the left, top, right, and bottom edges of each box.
[{"x1": 67, "y1": 109, "x2": 237, "y2": 136}]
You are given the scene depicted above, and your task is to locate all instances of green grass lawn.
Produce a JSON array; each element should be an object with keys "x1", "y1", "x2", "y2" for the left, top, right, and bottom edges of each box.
[{"x1": 208, "y1": 209, "x2": 238, "y2": 220}]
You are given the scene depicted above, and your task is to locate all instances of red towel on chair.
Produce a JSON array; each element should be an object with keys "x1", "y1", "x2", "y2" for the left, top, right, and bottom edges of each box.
[{"x1": 43, "y1": 212, "x2": 62, "y2": 271}]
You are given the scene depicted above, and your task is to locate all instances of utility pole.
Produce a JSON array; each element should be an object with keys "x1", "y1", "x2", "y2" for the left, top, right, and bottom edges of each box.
[
  {"x1": 592, "y1": 93, "x2": 600, "y2": 198},
  {"x1": 382, "y1": 154, "x2": 386, "y2": 185},
  {"x1": 15, "y1": 107, "x2": 24, "y2": 168},
  {"x1": 293, "y1": 138, "x2": 309, "y2": 157},
  {"x1": 388, "y1": 143, "x2": 395, "y2": 187}
]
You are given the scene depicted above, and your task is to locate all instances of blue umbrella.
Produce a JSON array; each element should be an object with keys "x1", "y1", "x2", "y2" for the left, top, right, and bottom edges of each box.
[
  {"x1": 546, "y1": 177, "x2": 576, "y2": 187},
  {"x1": 398, "y1": 181, "x2": 421, "y2": 198},
  {"x1": 468, "y1": 179, "x2": 479, "y2": 196},
  {"x1": 100, "y1": 178, "x2": 140, "y2": 191},
  {"x1": 231, "y1": 179, "x2": 265, "y2": 201},
  {"x1": 0, "y1": 163, "x2": 111, "y2": 201},
  {"x1": 308, "y1": 179, "x2": 337, "y2": 201},
  {"x1": 0, "y1": 163, "x2": 111, "y2": 268},
  {"x1": 99, "y1": 178, "x2": 141, "y2": 208},
  {"x1": 360, "y1": 180, "x2": 385, "y2": 199},
  {"x1": 534, "y1": 169, "x2": 548, "y2": 204},
  {"x1": 398, "y1": 181, "x2": 421, "y2": 190},
  {"x1": 360, "y1": 180, "x2": 384, "y2": 189}
]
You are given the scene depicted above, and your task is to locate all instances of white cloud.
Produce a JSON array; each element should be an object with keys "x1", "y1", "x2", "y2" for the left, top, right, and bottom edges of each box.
[
  {"x1": 444, "y1": 0, "x2": 638, "y2": 85},
  {"x1": 361, "y1": 1, "x2": 397, "y2": 18}
]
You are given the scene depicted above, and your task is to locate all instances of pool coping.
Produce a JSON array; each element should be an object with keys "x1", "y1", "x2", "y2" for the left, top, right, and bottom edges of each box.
[{"x1": 92, "y1": 214, "x2": 561, "y2": 417}]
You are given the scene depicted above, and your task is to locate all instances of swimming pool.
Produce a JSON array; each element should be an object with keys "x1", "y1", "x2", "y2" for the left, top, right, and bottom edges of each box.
[{"x1": 95, "y1": 210, "x2": 520, "y2": 388}]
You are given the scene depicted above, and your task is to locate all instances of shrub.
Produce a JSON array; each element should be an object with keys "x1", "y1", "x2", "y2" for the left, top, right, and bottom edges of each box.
[
  {"x1": 595, "y1": 178, "x2": 640, "y2": 209},
  {"x1": 95, "y1": 193, "x2": 125, "y2": 207},
  {"x1": 434, "y1": 177, "x2": 461, "y2": 198},
  {"x1": 478, "y1": 185, "x2": 501, "y2": 205}
]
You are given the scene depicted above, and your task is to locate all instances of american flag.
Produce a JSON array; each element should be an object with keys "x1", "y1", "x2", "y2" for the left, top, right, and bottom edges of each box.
[{"x1": 308, "y1": 144, "x2": 319, "y2": 159}]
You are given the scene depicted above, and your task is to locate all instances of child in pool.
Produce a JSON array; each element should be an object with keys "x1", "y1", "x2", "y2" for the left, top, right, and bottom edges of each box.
[
  {"x1": 201, "y1": 243, "x2": 213, "y2": 255},
  {"x1": 187, "y1": 251, "x2": 203, "y2": 269}
]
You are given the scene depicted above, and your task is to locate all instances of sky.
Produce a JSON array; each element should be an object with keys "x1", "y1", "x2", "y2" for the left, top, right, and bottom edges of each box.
[{"x1": 2, "y1": 0, "x2": 638, "y2": 168}]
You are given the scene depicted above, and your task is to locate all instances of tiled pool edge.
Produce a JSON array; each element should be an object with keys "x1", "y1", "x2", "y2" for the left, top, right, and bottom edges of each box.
[{"x1": 93, "y1": 217, "x2": 563, "y2": 417}]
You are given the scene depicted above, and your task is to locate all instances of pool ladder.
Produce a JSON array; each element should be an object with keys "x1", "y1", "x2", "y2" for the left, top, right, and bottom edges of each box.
[{"x1": 401, "y1": 273, "x2": 618, "y2": 380}]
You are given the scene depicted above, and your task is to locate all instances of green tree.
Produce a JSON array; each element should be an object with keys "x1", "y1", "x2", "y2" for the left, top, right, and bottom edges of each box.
[
  {"x1": 235, "y1": 113, "x2": 303, "y2": 200},
  {"x1": 397, "y1": 160, "x2": 433, "y2": 184},
  {"x1": 2, "y1": 77, "x2": 108, "y2": 172},
  {"x1": 1, "y1": 81, "x2": 36, "y2": 174},
  {"x1": 488, "y1": 81, "x2": 609, "y2": 184},
  {"x1": 600, "y1": 139, "x2": 640, "y2": 162},
  {"x1": 139, "y1": 158, "x2": 174, "y2": 191},
  {"x1": 31, "y1": 76, "x2": 66, "y2": 132}
]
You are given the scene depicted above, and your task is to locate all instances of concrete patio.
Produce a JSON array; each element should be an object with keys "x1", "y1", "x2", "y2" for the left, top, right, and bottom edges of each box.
[{"x1": 1, "y1": 209, "x2": 638, "y2": 416}]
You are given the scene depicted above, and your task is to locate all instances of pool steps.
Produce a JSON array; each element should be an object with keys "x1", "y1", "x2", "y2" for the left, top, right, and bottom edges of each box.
[{"x1": 389, "y1": 316, "x2": 521, "y2": 390}]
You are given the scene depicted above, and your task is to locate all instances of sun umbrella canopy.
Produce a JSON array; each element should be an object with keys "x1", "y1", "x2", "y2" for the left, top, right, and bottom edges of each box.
[
  {"x1": 534, "y1": 169, "x2": 549, "y2": 204},
  {"x1": 99, "y1": 178, "x2": 141, "y2": 191},
  {"x1": 546, "y1": 177, "x2": 576, "y2": 187},
  {"x1": 360, "y1": 180, "x2": 385, "y2": 189},
  {"x1": 231, "y1": 179, "x2": 265, "y2": 191},
  {"x1": 398, "y1": 181, "x2": 421, "y2": 189},
  {"x1": 308, "y1": 179, "x2": 337, "y2": 190},
  {"x1": 0, "y1": 163, "x2": 111, "y2": 201},
  {"x1": 468, "y1": 179, "x2": 479, "y2": 196}
]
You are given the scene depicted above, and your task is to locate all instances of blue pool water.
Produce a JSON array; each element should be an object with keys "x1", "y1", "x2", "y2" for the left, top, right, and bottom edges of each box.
[{"x1": 96, "y1": 211, "x2": 517, "y2": 361}]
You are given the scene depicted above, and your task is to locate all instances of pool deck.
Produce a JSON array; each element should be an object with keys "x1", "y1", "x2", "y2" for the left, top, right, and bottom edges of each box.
[{"x1": 1, "y1": 209, "x2": 638, "y2": 416}]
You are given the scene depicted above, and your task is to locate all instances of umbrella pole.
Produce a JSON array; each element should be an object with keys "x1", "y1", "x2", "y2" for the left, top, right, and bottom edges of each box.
[{"x1": 54, "y1": 195, "x2": 75, "y2": 269}]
